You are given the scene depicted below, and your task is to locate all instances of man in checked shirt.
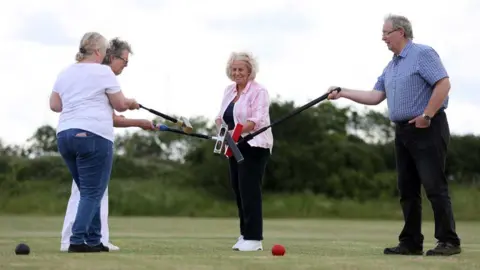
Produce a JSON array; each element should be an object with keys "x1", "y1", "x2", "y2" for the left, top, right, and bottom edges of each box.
[{"x1": 327, "y1": 14, "x2": 461, "y2": 256}]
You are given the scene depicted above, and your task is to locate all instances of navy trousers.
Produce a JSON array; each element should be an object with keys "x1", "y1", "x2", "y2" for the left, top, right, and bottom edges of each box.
[{"x1": 228, "y1": 142, "x2": 270, "y2": 241}]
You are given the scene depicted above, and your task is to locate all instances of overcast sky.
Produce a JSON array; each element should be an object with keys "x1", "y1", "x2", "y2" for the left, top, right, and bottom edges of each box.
[{"x1": 0, "y1": 0, "x2": 478, "y2": 145}]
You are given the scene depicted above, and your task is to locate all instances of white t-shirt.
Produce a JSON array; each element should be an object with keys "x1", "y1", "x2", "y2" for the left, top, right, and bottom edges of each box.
[{"x1": 52, "y1": 63, "x2": 121, "y2": 142}]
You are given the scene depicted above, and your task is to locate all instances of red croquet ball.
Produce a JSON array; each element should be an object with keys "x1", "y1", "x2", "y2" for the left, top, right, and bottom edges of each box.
[{"x1": 271, "y1": 244, "x2": 285, "y2": 256}]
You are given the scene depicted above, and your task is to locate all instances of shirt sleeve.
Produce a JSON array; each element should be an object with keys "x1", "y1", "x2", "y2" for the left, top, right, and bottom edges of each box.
[
  {"x1": 247, "y1": 88, "x2": 270, "y2": 130},
  {"x1": 99, "y1": 65, "x2": 121, "y2": 94},
  {"x1": 373, "y1": 66, "x2": 387, "y2": 91},
  {"x1": 52, "y1": 70, "x2": 63, "y2": 93},
  {"x1": 52, "y1": 80, "x2": 60, "y2": 93},
  {"x1": 417, "y1": 47, "x2": 449, "y2": 86}
]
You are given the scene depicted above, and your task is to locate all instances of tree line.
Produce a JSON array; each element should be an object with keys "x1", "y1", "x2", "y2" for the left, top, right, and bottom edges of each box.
[{"x1": 1, "y1": 98, "x2": 479, "y2": 202}]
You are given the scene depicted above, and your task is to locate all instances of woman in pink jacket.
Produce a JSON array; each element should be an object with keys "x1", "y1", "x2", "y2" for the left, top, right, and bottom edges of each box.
[{"x1": 215, "y1": 51, "x2": 274, "y2": 252}]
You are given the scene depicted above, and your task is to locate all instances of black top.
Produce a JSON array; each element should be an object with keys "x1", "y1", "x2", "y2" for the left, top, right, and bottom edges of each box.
[{"x1": 222, "y1": 101, "x2": 235, "y2": 130}]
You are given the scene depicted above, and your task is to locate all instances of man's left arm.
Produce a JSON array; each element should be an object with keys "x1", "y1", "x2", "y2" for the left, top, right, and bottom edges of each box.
[{"x1": 418, "y1": 47, "x2": 451, "y2": 117}]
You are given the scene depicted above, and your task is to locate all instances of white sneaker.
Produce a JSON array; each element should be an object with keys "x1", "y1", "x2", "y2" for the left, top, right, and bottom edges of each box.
[
  {"x1": 234, "y1": 240, "x2": 263, "y2": 251},
  {"x1": 232, "y1": 235, "x2": 244, "y2": 250},
  {"x1": 105, "y1": 243, "x2": 120, "y2": 251},
  {"x1": 60, "y1": 244, "x2": 69, "y2": 252}
]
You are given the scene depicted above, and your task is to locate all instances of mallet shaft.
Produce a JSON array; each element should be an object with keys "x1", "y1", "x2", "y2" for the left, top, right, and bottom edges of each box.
[
  {"x1": 139, "y1": 104, "x2": 193, "y2": 133},
  {"x1": 139, "y1": 104, "x2": 177, "y2": 123},
  {"x1": 157, "y1": 125, "x2": 215, "y2": 140},
  {"x1": 157, "y1": 124, "x2": 244, "y2": 164},
  {"x1": 238, "y1": 87, "x2": 341, "y2": 144}
]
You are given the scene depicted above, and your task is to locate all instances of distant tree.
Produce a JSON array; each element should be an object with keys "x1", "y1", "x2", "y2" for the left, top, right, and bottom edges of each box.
[{"x1": 25, "y1": 125, "x2": 58, "y2": 157}]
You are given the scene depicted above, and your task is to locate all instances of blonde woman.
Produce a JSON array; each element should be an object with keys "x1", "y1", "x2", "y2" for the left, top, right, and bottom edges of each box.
[
  {"x1": 50, "y1": 32, "x2": 139, "y2": 253},
  {"x1": 215, "y1": 52, "x2": 273, "y2": 251},
  {"x1": 59, "y1": 37, "x2": 155, "y2": 252}
]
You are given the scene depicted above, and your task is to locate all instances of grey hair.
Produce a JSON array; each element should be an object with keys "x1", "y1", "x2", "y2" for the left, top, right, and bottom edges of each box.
[
  {"x1": 102, "y1": 37, "x2": 134, "y2": 65},
  {"x1": 225, "y1": 51, "x2": 258, "y2": 81},
  {"x1": 384, "y1": 14, "x2": 414, "y2": 39},
  {"x1": 75, "y1": 32, "x2": 108, "y2": 62}
]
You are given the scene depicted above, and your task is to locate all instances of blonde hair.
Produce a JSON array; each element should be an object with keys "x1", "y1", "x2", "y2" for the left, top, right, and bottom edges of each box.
[
  {"x1": 225, "y1": 51, "x2": 258, "y2": 81},
  {"x1": 75, "y1": 32, "x2": 109, "y2": 62}
]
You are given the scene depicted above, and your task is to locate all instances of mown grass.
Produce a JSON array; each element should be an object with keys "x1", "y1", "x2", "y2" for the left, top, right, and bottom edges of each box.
[
  {"x1": 0, "y1": 216, "x2": 479, "y2": 270},
  {"x1": 0, "y1": 179, "x2": 479, "y2": 221}
]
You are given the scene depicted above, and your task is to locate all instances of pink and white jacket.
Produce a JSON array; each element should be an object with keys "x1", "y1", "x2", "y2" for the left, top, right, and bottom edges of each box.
[{"x1": 215, "y1": 80, "x2": 274, "y2": 152}]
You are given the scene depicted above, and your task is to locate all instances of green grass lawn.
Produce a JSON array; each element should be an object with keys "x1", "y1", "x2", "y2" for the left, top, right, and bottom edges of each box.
[{"x1": 0, "y1": 216, "x2": 479, "y2": 270}]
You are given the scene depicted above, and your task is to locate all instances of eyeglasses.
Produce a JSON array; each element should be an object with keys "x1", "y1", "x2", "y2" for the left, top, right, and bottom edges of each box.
[
  {"x1": 382, "y1": 29, "x2": 400, "y2": 36},
  {"x1": 116, "y1": 56, "x2": 128, "y2": 66}
]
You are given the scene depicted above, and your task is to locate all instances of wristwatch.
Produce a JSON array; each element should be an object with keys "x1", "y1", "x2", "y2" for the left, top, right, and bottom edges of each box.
[{"x1": 422, "y1": 113, "x2": 431, "y2": 121}]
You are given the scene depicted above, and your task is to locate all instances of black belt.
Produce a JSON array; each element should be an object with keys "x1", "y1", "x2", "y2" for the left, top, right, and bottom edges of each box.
[{"x1": 394, "y1": 108, "x2": 445, "y2": 126}]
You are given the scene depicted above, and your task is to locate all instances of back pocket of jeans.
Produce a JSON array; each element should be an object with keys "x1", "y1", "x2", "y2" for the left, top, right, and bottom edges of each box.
[{"x1": 73, "y1": 131, "x2": 96, "y2": 155}]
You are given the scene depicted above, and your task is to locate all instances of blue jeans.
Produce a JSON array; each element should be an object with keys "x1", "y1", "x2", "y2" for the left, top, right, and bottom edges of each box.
[{"x1": 57, "y1": 128, "x2": 113, "y2": 246}]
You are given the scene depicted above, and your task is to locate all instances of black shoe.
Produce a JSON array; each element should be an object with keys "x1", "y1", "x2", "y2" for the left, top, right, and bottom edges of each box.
[
  {"x1": 384, "y1": 244, "x2": 423, "y2": 255},
  {"x1": 426, "y1": 242, "x2": 461, "y2": 256},
  {"x1": 91, "y1": 243, "x2": 109, "y2": 252},
  {"x1": 68, "y1": 243, "x2": 101, "y2": 253}
]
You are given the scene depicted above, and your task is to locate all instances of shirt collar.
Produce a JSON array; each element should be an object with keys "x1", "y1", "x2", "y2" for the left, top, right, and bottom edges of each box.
[
  {"x1": 393, "y1": 40, "x2": 413, "y2": 59},
  {"x1": 231, "y1": 80, "x2": 253, "y2": 94}
]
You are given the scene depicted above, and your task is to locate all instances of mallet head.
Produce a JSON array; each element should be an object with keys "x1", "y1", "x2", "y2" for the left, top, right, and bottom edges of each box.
[
  {"x1": 224, "y1": 123, "x2": 243, "y2": 158},
  {"x1": 213, "y1": 123, "x2": 228, "y2": 154},
  {"x1": 177, "y1": 116, "x2": 193, "y2": 134}
]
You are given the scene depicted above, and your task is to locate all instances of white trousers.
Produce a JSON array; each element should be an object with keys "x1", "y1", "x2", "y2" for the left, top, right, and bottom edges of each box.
[{"x1": 60, "y1": 179, "x2": 110, "y2": 246}]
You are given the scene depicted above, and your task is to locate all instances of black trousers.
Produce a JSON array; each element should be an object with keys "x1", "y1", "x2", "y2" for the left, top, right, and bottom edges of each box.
[
  {"x1": 394, "y1": 110, "x2": 460, "y2": 249},
  {"x1": 228, "y1": 142, "x2": 270, "y2": 241}
]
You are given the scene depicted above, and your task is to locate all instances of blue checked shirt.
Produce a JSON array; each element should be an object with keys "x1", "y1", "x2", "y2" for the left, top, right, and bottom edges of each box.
[{"x1": 373, "y1": 40, "x2": 449, "y2": 122}]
